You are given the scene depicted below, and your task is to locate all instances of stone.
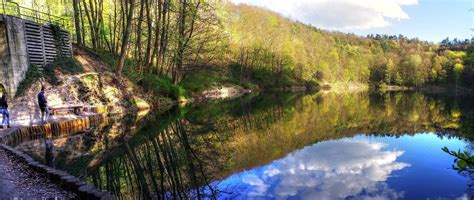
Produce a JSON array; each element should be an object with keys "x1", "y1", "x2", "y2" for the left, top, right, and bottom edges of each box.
[
  {"x1": 0, "y1": 15, "x2": 72, "y2": 99},
  {"x1": 0, "y1": 15, "x2": 28, "y2": 99}
]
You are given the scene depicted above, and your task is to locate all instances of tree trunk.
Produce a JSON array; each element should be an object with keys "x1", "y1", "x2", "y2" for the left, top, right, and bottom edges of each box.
[
  {"x1": 135, "y1": 0, "x2": 145, "y2": 72},
  {"x1": 73, "y1": 0, "x2": 82, "y2": 46},
  {"x1": 143, "y1": 0, "x2": 153, "y2": 73},
  {"x1": 79, "y1": 1, "x2": 86, "y2": 46},
  {"x1": 174, "y1": 0, "x2": 187, "y2": 84},
  {"x1": 116, "y1": 0, "x2": 135, "y2": 77},
  {"x1": 83, "y1": 0, "x2": 97, "y2": 49}
]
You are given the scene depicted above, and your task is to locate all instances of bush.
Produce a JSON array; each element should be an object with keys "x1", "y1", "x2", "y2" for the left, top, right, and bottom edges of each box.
[
  {"x1": 180, "y1": 69, "x2": 235, "y2": 92},
  {"x1": 229, "y1": 63, "x2": 303, "y2": 89},
  {"x1": 44, "y1": 57, "x2": 84, "y2": 85},
  {"x1": 138, "y1": 74, "x2": 185, "y2": 100},
  {"x1": 15, "y1": 64, "x2": 43, "y2": 97}
]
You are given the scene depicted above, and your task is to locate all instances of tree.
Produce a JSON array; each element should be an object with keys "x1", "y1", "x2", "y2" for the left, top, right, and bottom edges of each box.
[
  {"x1": 72, "y1": 0, "x2": 82, "y2": 46},
  {"x1": 173, "y1": 0, "x2": 202, "y2": 83},
  {"x1": 395, "y1": 72, "x2": 403, "y2": 85},
  {"x1": 384, "y1": 58, "x2": 394, "y2": 84},
  {"x1": 116, "y1": 0, "x2": 135, "y2": 77}
]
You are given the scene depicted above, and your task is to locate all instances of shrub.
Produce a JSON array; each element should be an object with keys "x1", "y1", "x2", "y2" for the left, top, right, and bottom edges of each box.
[
  {"x1": 15, "y1": 64, "x2": 43, "y2": 97},
  {"x1": 180, "y1": 69, "x2": 235, "y2": 92},
  {"x1": 138, "y1": 74, "x2": 185, "y2": 100},
  {"x1": 44, "y1": 57, "x2": 84, "y2": 85}
]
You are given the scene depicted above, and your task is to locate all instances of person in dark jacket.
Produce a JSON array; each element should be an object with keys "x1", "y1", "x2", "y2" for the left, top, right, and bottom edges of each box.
[
  {"x1": 37, "y1": 86, "x2": 50, "y2": 123},
  {"x1": 0, "y1": 93, "x2": 10, "y2": 128}
]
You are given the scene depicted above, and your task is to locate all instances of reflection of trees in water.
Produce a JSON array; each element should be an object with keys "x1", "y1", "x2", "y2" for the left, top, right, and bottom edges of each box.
[
  {"x1": 187, "y1": 93, "x2": 301, "y2": 133},
  {"x1": 84, "y1": 94, "x2": 304, "y2": 199},
  {"x1": 14, "y1": 117, "x2": 121, "y2": 176},
  {"x1": 87, "y1": 115, "x2": 224, "y2": 199},
  {"x1": 20, "y1": 92, "x2": 474, "y2": 199}
]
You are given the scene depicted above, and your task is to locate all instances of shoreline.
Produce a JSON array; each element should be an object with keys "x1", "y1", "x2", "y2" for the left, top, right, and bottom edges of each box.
[
  {"x1": 376, "y1": 85, "x2": 474, "y2": 95},
  {"x1": 0, "y1": 113, "x2": 113, "y2": 199},
  {"x1": 0, "y1": 86, "x2": 253, "y2": 199},
  {"x1": 1, "y1": 82, "x2": 473, "y2": 199}
]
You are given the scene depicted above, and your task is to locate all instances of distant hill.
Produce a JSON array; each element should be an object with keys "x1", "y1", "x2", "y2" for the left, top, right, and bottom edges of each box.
[{"x1": 223, "y1": 3, "x2": 472, "y2": 88}]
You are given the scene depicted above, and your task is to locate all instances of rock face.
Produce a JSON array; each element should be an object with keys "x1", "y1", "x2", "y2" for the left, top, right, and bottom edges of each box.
[
  {"x1": 0, "y1": 15, "x2": 72, "y2": 99},
  {"x1": 0, "y1": 15, "x2": 29, "y2": 99}
]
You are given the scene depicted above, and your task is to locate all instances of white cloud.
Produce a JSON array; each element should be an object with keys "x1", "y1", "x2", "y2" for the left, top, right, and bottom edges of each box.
[
  {"x1": 215, "y1": 139, "x2": 410, "y2": 199},
  {"x1": 230, "y1": 0, "x2": 418, "y2": 30}
]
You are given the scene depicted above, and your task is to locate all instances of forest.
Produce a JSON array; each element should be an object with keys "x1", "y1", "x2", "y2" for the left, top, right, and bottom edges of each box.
[{"x1": 12, "y1": 0, "x2": 474, "y2": 97}]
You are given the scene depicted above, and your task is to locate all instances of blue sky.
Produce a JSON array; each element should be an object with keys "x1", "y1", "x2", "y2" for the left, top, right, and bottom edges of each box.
[
  {"x1": 230, "y1": 0, "x2": 473, "y2": 43},
  {"x1": 354, "y1": 0, "x2": 472, "y2": 42}
]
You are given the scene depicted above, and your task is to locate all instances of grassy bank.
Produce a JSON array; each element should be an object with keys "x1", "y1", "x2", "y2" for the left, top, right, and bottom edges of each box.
[{"x1": 86, "y1": 48, "x2": 317, "y2": 103}]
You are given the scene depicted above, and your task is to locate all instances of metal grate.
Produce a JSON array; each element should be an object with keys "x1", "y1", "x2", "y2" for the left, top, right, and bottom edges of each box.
[
  {"x1": 24, "y1": 21, "x2": 73, "y2": 71},
  {"x1": 0, "y1": 1, "x2": 66, "y2": 27}
]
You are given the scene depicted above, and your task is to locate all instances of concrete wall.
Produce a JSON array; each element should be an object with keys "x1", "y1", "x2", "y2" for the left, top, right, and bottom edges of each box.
[
  {"x1": 0, "y1": 15, "x2": 29, "y2": 99},
  {"x1": 0, "y1": 14, "x2": 73, "y2": 99},
  {"x1": 0, "y1": 21, "x2": 8, "y2": 96}
]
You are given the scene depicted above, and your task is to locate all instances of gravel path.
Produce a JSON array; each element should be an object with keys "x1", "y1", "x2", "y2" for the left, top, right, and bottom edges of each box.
[{"x1": 0, "y1": 148, "x2": 76, "y2": 199}]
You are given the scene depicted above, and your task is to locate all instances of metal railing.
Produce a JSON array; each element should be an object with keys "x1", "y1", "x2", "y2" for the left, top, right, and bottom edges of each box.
[{"x1": 0, "y1": 1, "x2": 66, "y2": 27}]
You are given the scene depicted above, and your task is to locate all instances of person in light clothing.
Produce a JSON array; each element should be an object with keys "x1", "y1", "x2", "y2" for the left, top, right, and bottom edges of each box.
[{"x1": 0, "y1": 93, "x2": 10, "y2": 128}]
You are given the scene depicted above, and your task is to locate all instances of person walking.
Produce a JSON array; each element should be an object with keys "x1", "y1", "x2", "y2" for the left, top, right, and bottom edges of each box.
[
  {"x1": 0, "y1": 93, "x2": 10, "y2": 129},
  {"x1": 38, "y1": 86, "x2": 50, "y2": 124}
]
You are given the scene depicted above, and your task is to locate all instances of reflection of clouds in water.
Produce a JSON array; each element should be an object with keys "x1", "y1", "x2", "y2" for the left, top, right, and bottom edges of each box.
[{"x1": 220, "y1": 140, "x2": 409, "y2": 200}]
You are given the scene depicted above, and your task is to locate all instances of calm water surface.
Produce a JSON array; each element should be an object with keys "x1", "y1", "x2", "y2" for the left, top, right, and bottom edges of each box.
[{"x1": 13, "y1": 92, "x2": 474, "y2": 199}]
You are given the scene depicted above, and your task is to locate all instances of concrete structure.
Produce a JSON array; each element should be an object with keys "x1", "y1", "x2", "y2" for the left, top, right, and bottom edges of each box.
[{"x1": 0, "y1": 15, "x2": 72, "y2": 99}]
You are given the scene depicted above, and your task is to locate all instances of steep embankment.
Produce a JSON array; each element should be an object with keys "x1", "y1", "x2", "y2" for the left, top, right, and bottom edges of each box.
[{"x1": 9, "y1": 47, "x2": 150, "y2": 127}]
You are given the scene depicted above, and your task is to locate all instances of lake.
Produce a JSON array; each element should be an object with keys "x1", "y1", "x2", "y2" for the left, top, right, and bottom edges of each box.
[{"x1": 13, "y1": 91, "x2": 474, "y2": 199}]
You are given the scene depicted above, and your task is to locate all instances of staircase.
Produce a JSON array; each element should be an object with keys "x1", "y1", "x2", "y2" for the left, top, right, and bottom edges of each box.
[{"x1": 24, "y1": 21, "x2": 72, "y2": 71}]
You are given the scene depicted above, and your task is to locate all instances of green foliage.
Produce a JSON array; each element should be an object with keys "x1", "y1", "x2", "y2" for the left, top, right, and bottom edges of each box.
[
  {"x1": 443, "y1": 147, "x2": 474, "y2": 174},
  {"x1": 44, "y1": 57, "x2": 84, "y2": 85},
  {"x1": 226, "y1": 4, "x2": 428, "y2": 86},
  {"x1": 461, "y1": 46, "x2": 474, "y2": 87},
  {"x1": 225, "y1": 4, "x2": 474, "y2": 89},
  {"x1": 49, "y1": 23, "x2": 67, "y2": 58},
  {"x1": 88, "y1": 48, "x2": 188, "y2": 100},
  {"x1": 15, "y1": 64, "x2": 43, "y2": 97},
  {"x1": 395, "y1": 72, "x2": 403, "y2": 85},
  {"x1": 14, "y1": 0, "x2": 474, "y2": 93},
  {"x1": 180, "y1": 69, "x2": 237, "y2": 93},
  {"x1": 15, "y1": 58, "x2": 82, "y2": 97},
  {"x1": 229, "y1": 63, "x2": 301, "y2": 89},
  {"x1": 138, "y1": 74, "x2": 185, "y2": 100},
  {"x1": 91, "y1": 48, "x2": 136, "y2": 73}
]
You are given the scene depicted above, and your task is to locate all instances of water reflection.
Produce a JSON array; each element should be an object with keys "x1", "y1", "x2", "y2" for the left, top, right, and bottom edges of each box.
[
  {"x1": 12, "y1": 92, "x2": 474, "y2": 199},
  {"x1": 216, "y1": 139, "x2": 409, "y2": 199}
]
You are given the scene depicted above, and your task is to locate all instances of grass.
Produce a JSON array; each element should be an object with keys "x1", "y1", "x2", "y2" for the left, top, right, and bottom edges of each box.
[
  {"x1": 179, "y1": 69, "x2": 238, "y2": 93},
  {"x1": 229, "y1": 63, "x2": 305, "y2": 89},
  {"x1": 138, "y1": 74, "x2": 186, "y2": 100}
]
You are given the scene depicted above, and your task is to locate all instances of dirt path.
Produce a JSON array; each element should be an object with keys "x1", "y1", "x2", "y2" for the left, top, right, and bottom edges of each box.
[{"x1": 0, "y1": 148, "x2": 76, "y2": 199}]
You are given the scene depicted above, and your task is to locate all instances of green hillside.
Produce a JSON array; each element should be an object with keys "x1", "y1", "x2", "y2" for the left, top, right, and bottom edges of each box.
[
  {"x1": 13, "y1": 0, "x2": 474, "y2": 96},
  {"x1": 223, "y1": 3, "x2": 474, "y2": 89}
]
